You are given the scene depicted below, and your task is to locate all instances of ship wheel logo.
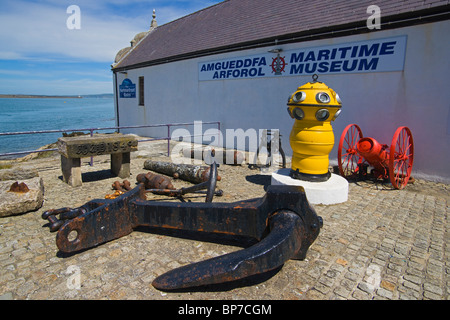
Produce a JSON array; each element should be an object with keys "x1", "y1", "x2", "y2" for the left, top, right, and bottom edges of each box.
[{"x1": 271, "y1": 55, "x2": 287, "y2": 75}]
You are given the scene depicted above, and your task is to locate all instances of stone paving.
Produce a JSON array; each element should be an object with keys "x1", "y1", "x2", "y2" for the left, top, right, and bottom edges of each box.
[{"x1": 0, "y1": 140, "x2": 449, "y2": 300}]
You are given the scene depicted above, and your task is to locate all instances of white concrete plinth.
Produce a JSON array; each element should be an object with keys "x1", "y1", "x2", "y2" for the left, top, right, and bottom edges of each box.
[{"x1": 271, "y1": 168, "x2": 348, "y2": 205}]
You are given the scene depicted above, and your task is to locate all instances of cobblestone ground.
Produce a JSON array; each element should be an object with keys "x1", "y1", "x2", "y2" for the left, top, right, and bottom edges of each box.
[{"x1": 0, "y1": 140, "x2": 449, "y2": 300}]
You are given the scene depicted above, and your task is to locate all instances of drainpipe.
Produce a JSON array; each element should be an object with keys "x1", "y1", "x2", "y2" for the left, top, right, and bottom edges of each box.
[{"x1": 113, "y1": 71, "x2": 120, "y2": 132}]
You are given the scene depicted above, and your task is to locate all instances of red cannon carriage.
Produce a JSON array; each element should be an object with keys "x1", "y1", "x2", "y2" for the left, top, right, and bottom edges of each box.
[{"x1": 337, "y1": 124, "x2": 414, "y2": 189}]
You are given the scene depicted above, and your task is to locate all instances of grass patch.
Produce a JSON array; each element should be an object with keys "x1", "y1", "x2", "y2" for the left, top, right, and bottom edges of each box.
[{"x1": 0, "y1": 163, "x2": 13, "y2": 170}]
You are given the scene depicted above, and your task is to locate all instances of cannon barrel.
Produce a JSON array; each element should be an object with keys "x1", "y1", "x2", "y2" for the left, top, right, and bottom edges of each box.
[
  {"x1": 357, "y1": 137, "x2": 388, "y2": 163},
  {"x1": 143, "y1": 160, "x2": 221, "y2": 184},
  {"x1": 356, "y1": 137, "x2": 389, "y2": 176},
  {"x1": 182, "y1": 147, "x2": 244, "y2": 166},
  {"x1": 136, "y1": 171, "x2": 175, "y2": 190}
]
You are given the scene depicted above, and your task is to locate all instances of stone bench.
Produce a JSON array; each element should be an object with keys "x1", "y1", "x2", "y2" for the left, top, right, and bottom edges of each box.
[{"x1": 57, "y1": 134, "x2": 138, "y2": 187}]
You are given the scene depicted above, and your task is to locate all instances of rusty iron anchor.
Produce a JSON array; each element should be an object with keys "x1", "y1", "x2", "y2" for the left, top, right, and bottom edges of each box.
[{"x1": 42, "y1": 162, "x2": 322, "y2": 290}]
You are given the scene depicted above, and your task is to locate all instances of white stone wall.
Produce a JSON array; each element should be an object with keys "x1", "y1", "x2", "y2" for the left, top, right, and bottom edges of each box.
[{"x1": 114, "y1": 20, "x2": 450, "y2": 183}]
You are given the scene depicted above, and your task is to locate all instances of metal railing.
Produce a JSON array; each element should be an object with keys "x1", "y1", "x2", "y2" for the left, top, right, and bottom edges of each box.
[{"x1": 0, "y1": 121, "x2": 221, "y2": 162}]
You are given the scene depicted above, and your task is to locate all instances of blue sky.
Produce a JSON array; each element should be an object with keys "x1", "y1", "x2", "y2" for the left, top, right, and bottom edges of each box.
[{"x1": 0, "y1": 0, "x2": 223, "y2": 95}]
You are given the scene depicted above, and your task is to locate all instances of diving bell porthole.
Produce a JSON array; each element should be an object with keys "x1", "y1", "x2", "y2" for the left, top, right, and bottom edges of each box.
[
  {"x1": 332, "y1": 109, "x2": 342, "y2": 121},
  {"x1": 293, "y1": 107, "x2": 305, "y2": 120},
  {"x1": 316, "y1": 92, "x2": 330, "y2": 104},
  {"x1": 292, "y1": 91, "x2": 306, "y2": 103},
  {"x1": 316, "y1": 109, "x2": 330, "y2": 121},
  {"x1": 287, "y1": 107, "x2": 294, "y2": 119}
]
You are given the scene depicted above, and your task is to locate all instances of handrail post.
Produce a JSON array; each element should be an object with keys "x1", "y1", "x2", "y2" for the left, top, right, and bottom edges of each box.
[
  {"x1": 90, "y1": 129, "x2": 94, "y2": 166},
  {"x1": 167, "y1": 124, "x2": 171, "y2": 157},
  {"x1": 217, "y1": 122, "x2": 221, "y2": 143}
]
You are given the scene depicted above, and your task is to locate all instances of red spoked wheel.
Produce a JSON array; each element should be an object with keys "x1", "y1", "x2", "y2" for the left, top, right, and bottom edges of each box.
[
  {"x1": 389, "y1": 127, "x2": 414, "y2": 189},
  {"x1": 338, "y1": 124, "x2": 364, "y2": 179}
]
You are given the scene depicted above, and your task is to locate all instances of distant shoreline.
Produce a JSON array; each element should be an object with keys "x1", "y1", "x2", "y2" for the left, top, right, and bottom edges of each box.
[
  {"x1": 0, "y1": 94, "x2": 113, "y2": 99},
  {"x1": 0, "y1": 94, "x2": 81, "y2": 99}
]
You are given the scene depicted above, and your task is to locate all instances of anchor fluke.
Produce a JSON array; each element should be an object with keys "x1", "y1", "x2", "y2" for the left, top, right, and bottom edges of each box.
[{"x1": 152, "y1": 210, "x2": 305, "y2": 290}]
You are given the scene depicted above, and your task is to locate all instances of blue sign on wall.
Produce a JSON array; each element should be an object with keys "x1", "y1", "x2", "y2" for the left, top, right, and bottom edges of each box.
[{"x1": 119, "y1": 78, "x2": 136, "y2": 98}]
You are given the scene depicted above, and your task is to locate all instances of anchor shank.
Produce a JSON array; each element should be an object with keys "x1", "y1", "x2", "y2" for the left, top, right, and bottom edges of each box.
[{"x1": 132, "y1": 197, "x2": 268, "y2": 240}]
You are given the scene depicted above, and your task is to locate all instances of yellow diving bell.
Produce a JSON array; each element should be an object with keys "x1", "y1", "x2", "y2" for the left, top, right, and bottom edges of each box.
[{"x1": 287, "y1": 74, "x2": 342, "y2": 182}]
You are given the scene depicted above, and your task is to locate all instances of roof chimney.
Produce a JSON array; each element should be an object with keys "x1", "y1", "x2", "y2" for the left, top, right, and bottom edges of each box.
[{"x1": 150, "y1": 9, "x2": 157, "y2": 29}]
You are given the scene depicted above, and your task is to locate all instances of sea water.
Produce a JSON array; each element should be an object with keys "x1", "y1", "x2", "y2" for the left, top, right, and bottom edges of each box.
[{"x1": 0, "y1": 98, "x2": 115, "y2": 157}]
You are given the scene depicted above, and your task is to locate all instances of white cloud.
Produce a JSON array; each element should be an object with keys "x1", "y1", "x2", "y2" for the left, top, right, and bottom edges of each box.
[
  {"x1": 0, "y1": 1, "x2": 146, "y2": 63},
  {"x1": 0, "y1": 52, "x2": 27, "y2": 60},
  {"x1": 0, "y1": 1, "x2": 222, "y2": 63}
]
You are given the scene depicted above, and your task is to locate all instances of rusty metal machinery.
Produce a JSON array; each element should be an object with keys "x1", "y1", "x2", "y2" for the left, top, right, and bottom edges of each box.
[
  {"x1": 42, "y1": 163, "x2": 322, "y2": 290},
  {"x1": 249, "y1": 129, "x2": 286, "y2": 170},
  {"x1": 337, "y1": 124, "x2": 414, "y2": 189},
  {"x1": 9, "y1": 181, "x2": 30, "y2": 193}
]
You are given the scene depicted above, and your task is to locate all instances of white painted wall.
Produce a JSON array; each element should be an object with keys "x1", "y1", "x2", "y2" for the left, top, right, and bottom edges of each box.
[{"x1": 114, "y1": 20, "x2": 450, "y2": 183}]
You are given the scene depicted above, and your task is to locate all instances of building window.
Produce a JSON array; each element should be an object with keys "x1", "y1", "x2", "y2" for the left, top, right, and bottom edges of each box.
[{"x1": 139, "y1": 76, "x2": 145, "y2": 106}]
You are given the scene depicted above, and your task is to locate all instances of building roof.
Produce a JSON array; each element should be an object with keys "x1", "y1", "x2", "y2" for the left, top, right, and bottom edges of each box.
[{"x1": 113, "y1": 0, "x2": 450, "y2": 71}]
